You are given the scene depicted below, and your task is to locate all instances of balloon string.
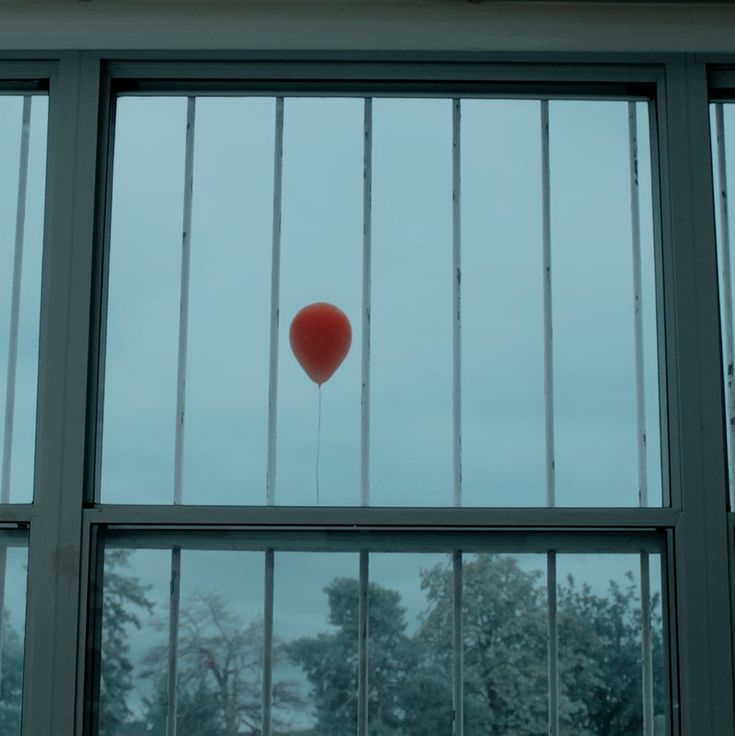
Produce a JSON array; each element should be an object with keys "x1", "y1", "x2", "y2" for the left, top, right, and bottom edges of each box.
[{"x1": 316, "y1": 385, "x2": 322, "y2": 505}]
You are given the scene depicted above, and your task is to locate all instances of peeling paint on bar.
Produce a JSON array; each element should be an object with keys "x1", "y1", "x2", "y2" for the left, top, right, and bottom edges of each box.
[
  {"x1": 629, "y1": 102, "x2": 648, "y2": 509},
  {"x1": 541, "y1": 99, "x2": 555, "y2": 509},
  {"x1": 266, "y1": 97, "x2": 284, "y2": 506},
  {"x1": 453, "y1": 98, "x2": 462, "y2": 509},
  {"x1": 358, "y1": 550, "x2": 369, "y2": 736},
  {"x1": 541, "y1": 99, "x2": 559, "y2": 736},
  {"x1": 716, "y1": 103, "x2": 735, "y2": 503},
  {"x1": 361, "y1": 98, "x2": 372, "y2": 508},
  {"x1": 1, "y1": 96, "x2": 31, "y2": 505},
  {"x1": 173, "y1": 96, "x2": 196, "y2": 506}
]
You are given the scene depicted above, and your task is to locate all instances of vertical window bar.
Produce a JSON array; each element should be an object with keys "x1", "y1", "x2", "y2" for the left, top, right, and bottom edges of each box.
[
  {"x1": 541, "y1": 98, "x2": 560, "y2": 736},
  {"x1": 452, "y1": 550, "x2": 463, "y2": 736},
  {"x1": 261, "y1": 549, "x2": 275, "y2": 736},
  {"x1": 451, "y1": 99, "x2": 464, "y2": 736},
  {"x1": 357, "y1": 549, "x2": 369, "y2": 736},
  {"x1": 173, "y1": 96, "x2": 196, "y2": 505},
  {"x1": 166, "y1": 547, "x2": 182, "y2": 736},
  {"x1": 262, "y1": 98, "x2": 283, "y2": 736},
  {"x1": 715, "y1": 103, "x2": 735, "y2": 502},
  {"x1": 629, "y1": 101, "x2": 655, "y2": 736},
  {"x1": 452, "y1": 98, "x2": 462, "y2": 510},
  {"x1": 1, "y1": 95, "x2": 32, "y2": 504},
  {"x1": 167, "y1": 96, "x2": 196, "y2": 736},
  {"x1": 266, "y1": 97, "x2": 284, "y2": 506},
  {"x1": 361, "y1": 98, "x2": 372, "y2": 507}
]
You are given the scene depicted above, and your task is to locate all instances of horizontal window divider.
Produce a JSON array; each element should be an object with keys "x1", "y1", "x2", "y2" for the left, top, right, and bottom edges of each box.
[
  {"x1": 97, "y1": 527, "x2": 665, "y2": 554},
  {"x1": 83, "y1": 504, "x2": 679, "y2": 529},
  {"x1": 0, "y1": 505, "x2": 34, "y2": 524}
]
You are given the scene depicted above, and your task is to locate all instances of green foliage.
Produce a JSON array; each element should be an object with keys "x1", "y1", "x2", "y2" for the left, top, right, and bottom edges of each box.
[{"x1": 290, "y1": 555, "x2": 664, "y2": 736}]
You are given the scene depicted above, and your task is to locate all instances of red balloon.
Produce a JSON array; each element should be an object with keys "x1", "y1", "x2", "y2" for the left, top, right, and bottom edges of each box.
[{"x1": 289, "y1": 303, "x2": 352, "y2": 385}]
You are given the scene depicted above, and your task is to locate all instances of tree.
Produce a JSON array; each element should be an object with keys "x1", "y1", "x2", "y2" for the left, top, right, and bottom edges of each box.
[
  {"x1": 290, "y1": 555, "x2": 664, "y2": 736},
  {"x1": 557, "y1": 570, "x2": 665, "y2": 736},
  {"x1": 143, "y1": 591, "x2": 304, "y2": 736},
  {"x1": 288, "y1": 576, "x2": 452, "y2": 736}
]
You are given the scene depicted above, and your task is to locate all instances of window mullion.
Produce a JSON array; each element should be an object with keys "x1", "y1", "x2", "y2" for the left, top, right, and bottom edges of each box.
[
  {"x1": 541, "y1": 97, "x2": 560, "y2": 736},
  {"x1": 361, "y1": 97, "x2": 372, "y2": 508},
  {"x1": 266, "y1": 96, "x2": 284, "y2": 506},
  {"x1": 22, "y1": 52, "x2": 99, "y2": 736},
  {"x1": 663, "y1": 56, "x2": 734, "y2": 735}
]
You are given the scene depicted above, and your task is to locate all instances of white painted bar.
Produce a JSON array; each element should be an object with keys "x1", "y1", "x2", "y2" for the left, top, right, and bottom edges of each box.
[
  {"x1": 452, "y1": 98, "x2": 462, "y2": 510},
  {"x1": 541, "y1": 99, "x2": 555, "y2": 509},
  {"x1": 266, "y1": 97, "x2": 284, "y2": 506},
  {"x1": 452, "y1": 550, "x2": 463, "y2": 736},
  {"x1": 166, "y1": 546, "x2": 182, "y2": 736},
  {"x1": 629, "y1": 102, "x2": 649, "y2": 508},
  {"x1": 167, "y1": 98, "x2": 196, "y2": 736},
  {"x1": 261, "y1": 549, "x2": 275, "y2": 736},
  {"x1": 1, "y1": 95, "x2": 32, "y2": 504},
  {"x1": 715, "y1": 102, "x2": 735, "y2": 501},
  {"x1": 541, "y1": 99, "x2": 559, "y2": 736},
  {"x1": 173, "y1": 96, "x2": 196, "y2": 505},
  {"x1": 630, "y1": 101, "x2": 655, "y2": 736},
  {"x1": 357, "y1": 549, "x2": 369, "y2": 736},
  {"x1": 361, "y1": 97, "x2": 372, "y2": 507}
]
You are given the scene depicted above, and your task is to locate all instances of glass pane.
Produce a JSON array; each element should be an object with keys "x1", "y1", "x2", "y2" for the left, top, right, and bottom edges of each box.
[
  {"x1": 101, "y1": 95, "x2": 662, "y2": 508},
  {"x1": 551, "y1": 101, "x2": 661, "y2": 507},
  {"x1": 462, "y1": 100, "x2": 546, "y2": 507},
  {"x1": 0, "y1": 95, "x2": 48, "y2": 504},
  {"x1": 275, "y1": 552, "x2": 359, "y2": 735},
  {"x1": 98, "y1": 545, "x2": 266, "y2": 734},
  {"x1": 370, "y1": 553, "x2": 453, "y2": 735},
  {"x1": 557, "y1": 553, "x2": 666, "y2": 735},
  {"x1": 276, "y1": 98, "x2": 363, "y2": 506},
  {"x1": 371, "y1": 99, "x2": 453, "y2": 506},
  {"x1": 101, "y1": 97, "x2": 275, "y2": 504},
  {"x1": 0, "y1": 532, "x2": 29, "y2": 736}
]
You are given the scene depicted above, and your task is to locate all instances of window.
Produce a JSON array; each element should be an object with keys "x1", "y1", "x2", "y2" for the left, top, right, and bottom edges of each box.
[{"x1": 3, "y1": 54, "x2": 734, "y2": 736}]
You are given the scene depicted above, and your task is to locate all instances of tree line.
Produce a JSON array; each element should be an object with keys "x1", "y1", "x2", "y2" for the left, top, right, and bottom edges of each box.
[{"x1": 0, "y1": 552, "x2": 664, "y2": 736}]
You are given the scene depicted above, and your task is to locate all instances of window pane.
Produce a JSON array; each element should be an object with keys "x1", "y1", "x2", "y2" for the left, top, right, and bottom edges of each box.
[
  {"x1": 0, "y1": 531, "x2": 29, "y2": 736},
  {"x1": 0, "y1": 95, "x2": 48, "y2": 504},
  {"x1": 274, "y1": 552, "x2": 359, "y2": 734},
  {"x1": 100, "y1": 94, "x2": 662, "y2": 508},
  {"x1": 276, "y1": 99, "x2": 363, "y2": 506},
  {"x1": 98, "y1": 545, "x2": 267, "y2": 734},
  {"x1": 557, "y1": 553, "x2": 666, "y2": 735}
]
